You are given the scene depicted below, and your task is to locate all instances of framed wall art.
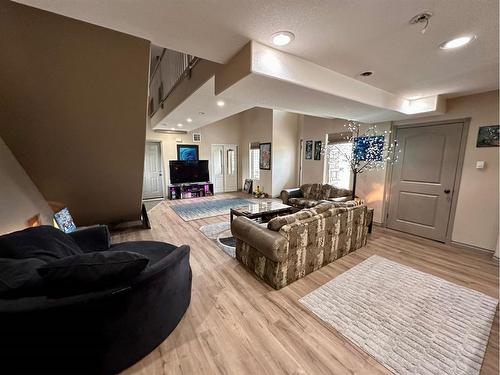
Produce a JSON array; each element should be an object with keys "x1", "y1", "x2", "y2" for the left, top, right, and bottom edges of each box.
[
  {"x1": 305, "y1": 140, "x2": 313, "y2": 160},
  {"x1": 314, "y1": 141, "x2": 322, "y2": 160},
  {"x1": 177, "y1": 144, "x2": 199, "y2": 160},
  {"x1": 476, "y1": 125, "x2": 499, "y2": 147},
  {"x1": 259, "y1": 143, "x2": 271, "y2": 170}
]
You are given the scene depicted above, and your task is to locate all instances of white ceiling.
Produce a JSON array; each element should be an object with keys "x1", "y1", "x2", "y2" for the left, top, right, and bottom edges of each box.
[
  {"x1": 158, "y1": 77, "x2": 252, "y2": 131},
  {"x1": 161, "y1": 42, "x2": 448, "y2": 132},
  {"x1": 15, "y1": 0, "x2": 499, "y2": 100}
]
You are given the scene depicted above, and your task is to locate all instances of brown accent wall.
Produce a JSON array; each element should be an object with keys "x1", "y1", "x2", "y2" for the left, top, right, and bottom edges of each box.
[{"x1": 0, "y1": 1, "x2": 150, "y2": 225}]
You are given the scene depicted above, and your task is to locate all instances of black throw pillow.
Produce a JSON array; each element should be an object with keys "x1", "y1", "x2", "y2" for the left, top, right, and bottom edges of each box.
[
  {"x1": 0, "y1": 226, "x2": 82, "y2": 262},
  {"x1": 38, "y1": 251, "x2": 149, "y2": 291},
  {"x1": 0, "y1": 258, "x2": 46, "y2": 296}
]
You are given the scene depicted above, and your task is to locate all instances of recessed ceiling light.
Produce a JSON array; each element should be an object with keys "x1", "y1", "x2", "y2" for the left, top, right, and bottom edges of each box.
[
  {"x1": 439, "y1": 35, "x2": 476, "y2": 49},
  {"x1": 177, "y1": 123, "x2": 183, "y2": 127},
  {"x1": 186, "y1": 118, "x2": 192, "y2": 123},
  {"x1": 217, "y1": 100, "x2": 225, "y2": 107},
  {"x1": 271, "y1": 31, "x2": 295, "y2": 46}
]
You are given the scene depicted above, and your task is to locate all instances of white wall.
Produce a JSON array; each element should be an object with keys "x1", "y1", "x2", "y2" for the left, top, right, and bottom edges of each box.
[
  {"x1": 395, "y1": 90, "x2": 499, "y2": 251},
  {"x1": 146, "y1": 112, "x2": 243, "y2": 194},
  {"x1": 240, "y1": 107, "x2": 274, "y2": 195},
  {"x1": 272, "y1": 111, "x2": 299, "y2": 197},
  {"x1": 298, "y1": 91, "x2": 499, "y2": 251},
  {"x1": 0, "y1": 136, "x2": 53, "y2": 235},
  {"x1": 298, "y1": 115, "x2": 390, "y2": 223},
  {"x1": 148, "y1": 106, "x2": 302, "y2": 198}
]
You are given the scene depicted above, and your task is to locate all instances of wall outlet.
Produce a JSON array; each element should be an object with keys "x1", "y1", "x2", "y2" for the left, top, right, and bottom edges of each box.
[{"x1": 476, "y1": 160, "x2": 486, "y2": 169}]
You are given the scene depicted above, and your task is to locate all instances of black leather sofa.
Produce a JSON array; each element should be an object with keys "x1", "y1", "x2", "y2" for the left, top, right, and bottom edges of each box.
[{"x1": 0, "y1": 225, "x2": 192, "y2": 374}]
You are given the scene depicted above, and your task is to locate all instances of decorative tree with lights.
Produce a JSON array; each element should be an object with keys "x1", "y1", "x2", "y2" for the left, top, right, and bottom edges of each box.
[{"x1": 325, "y1": 121, "x2": 400, "y2": 200}]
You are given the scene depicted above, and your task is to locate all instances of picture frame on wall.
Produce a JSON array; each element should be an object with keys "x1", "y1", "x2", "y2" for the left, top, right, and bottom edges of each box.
[
  {"x1": 259, "y1": 143, "x2": 271, "y2": 170},
  {"x1": 243, "y1": 179, "x2": 253, "y2": 194},
  {"x1": 476, "y1": 125, "x2": 499, "y2": 147},
  {"x1": 314, "y1": 141, "x2": 322, "y2": 160},
  {"x1": 305, "y1": 140, "x2": 313, "y2": 159},
  {"x1": 177, "y1": 144, "x2": 199, "y2": 160}
]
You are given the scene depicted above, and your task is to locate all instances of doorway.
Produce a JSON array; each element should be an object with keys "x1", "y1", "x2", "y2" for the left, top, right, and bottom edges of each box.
[
  {"x1": 143, "y1": 141, "x2": 164, "y2": 200},
  {"x1": 386, "y1": 122, "x2": 466, "y2": 242},
  {"x1": 211, "y1": 144, "x2": 238, "y2": 193}
]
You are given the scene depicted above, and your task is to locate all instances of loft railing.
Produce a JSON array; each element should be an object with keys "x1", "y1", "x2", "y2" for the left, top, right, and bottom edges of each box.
[{"x1": 148, "y1": 48, "x2": 199, "y2": 117}]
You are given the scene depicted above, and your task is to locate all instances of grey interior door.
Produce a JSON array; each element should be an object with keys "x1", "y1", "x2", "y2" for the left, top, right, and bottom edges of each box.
[{"x1": 387, "y1": 123, "x2": 463, "y2": 242}]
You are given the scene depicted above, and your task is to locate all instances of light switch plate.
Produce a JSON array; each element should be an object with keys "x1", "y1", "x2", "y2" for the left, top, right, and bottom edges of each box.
[{"x1": 476, "y1": 160, "x2": 485, "y2": 169}]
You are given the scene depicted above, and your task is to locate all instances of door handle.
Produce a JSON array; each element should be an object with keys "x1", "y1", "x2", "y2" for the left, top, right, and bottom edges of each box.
[{"x1": 444, "y1": 189, "x2": 451, "y2": 194}]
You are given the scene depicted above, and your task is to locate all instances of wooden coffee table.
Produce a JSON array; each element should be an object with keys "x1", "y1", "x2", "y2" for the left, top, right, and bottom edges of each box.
[{"x1": 230, "y1": 201, "x2": 293, "y2": 223}]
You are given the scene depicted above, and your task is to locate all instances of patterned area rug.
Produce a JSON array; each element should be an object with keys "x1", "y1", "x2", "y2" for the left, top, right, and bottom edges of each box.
[
  {"x1": 171, "y1": 198, "x2": 252, "y2": 221},
  {"x1": 300, "y1": 255, "x2": 498, "y2": 375},
  {"x1": 199, "y1": 222, "x2": 235, "y2": 257}
]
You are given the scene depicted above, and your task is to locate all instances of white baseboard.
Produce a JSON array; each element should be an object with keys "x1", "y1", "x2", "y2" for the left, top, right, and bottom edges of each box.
[{"x1": 450, "y1": 240, "x2": 495, "y2": 254}]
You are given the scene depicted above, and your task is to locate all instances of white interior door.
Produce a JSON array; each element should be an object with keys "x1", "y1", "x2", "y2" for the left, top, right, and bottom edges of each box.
[
  {"x1": 224, "y1": 145, "x2": 238, "y2": 192},
  {"x1": 211, "y1": 144, "x2": 225, "y2": 193},
  {"x1": 143, "y1": 141, "x2": 164, "y2": 199}
]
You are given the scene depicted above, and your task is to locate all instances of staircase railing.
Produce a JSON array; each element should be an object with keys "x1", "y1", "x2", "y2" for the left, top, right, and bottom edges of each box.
[{"x1": 149, "y1": 48, "x2": 199, "y2": 117}]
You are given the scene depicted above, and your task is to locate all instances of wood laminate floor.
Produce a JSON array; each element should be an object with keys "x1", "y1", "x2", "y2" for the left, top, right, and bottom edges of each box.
[{"x1": 116, "y1": 193, "x2": 499, "y2": 375}]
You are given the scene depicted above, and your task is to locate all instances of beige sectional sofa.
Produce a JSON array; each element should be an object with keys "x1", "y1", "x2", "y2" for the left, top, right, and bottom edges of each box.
[
  {"x1": 280, "y1": 183, "x2": 353, "y2": 209},
  {"x1": 231, "y1": 201, "x2": 371, "y2": 289}
]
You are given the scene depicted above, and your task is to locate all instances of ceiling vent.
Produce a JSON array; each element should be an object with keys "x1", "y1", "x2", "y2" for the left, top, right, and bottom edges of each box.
[{"x1": 154, "y1": 129, "x2": 187, "y2": 135}]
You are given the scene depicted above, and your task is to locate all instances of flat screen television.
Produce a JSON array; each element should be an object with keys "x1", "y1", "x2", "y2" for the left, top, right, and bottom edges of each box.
[{"x1": 169, "y1": 160, "x2": 210, "y2": 184}]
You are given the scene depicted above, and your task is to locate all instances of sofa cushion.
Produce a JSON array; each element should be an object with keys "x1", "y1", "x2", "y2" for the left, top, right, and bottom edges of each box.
[
  {"x1": 38, "y1": 251, "x2": 149, "y2": 291},
  {"x1": 300, "y1": 184, "x2": 312, "y2": 198},
  {"x1": 0, "y1": 258, "x2": 46, "y2": 296},
  {"x1": 330, "y1": 187, "x2": 352, "y2": 198},
  {"x1": 308, "y1": 183, "x2": 323, "y2": 199},
  {"x1": 0, "y1": 226, "x2": 82, "y2": 261},
  {"x1": 267, "y1": 208, "x2": 318, "y2": 231},
  {"x1": 309, "y1": 202, "x2": 334, "y2": 215},
  {"x1": 109, "y1": 241, "x2": 178, "y2": 265},
  {"x1": 267, "y1": 215, "x2": 297, "y2": 231},
  {"x1": 329, "y1": 200, "x2": 363, "y2": 208},
  {"x1": 321, "y1": 184, "x2": 334, "y2": 199},
  {"x1": 288, "y1": 197, "x2": 320, "y2": 208},
  {"x1": 295, "y1": 210, "x2": 315, "y2": 220}
]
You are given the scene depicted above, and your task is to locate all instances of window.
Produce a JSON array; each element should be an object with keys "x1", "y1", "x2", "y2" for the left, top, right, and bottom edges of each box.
[
  {"x1": 227, "y1": 149, "x2": 236, "y2": 175},
  {"x1": 325, "y1": 141, "x2": 352, "y2": 189},
  {"x1": 249, "y1": 142, "x2": 260, "y2": 180}
]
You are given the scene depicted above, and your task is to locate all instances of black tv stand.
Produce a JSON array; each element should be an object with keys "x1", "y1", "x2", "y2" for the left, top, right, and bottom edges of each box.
[{"x1": 168, "y1": 182, "x2": 214, "y2": 200}]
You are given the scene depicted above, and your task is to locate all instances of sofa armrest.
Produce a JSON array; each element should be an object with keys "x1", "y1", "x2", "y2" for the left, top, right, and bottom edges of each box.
[
  {"x1": 231, "y1": 217, "x2": 287, "y2": 262},
  {"x1": 69, "y1": 225, "x2": 111, "y2": 252},
  {"x1": 280, "y1": 188, "x2": 302, "y2": 204}
]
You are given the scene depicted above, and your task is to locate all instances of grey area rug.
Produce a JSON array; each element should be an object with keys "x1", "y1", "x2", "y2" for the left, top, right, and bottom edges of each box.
[
  {"x1": 299, "y1": 255, "x2": 498, "y2": 375},
  {"x1": 171, "y1": 198, "x2": 251, "y2": 221},
  {"x1": 199, "y1": 221, "x2": 235, "y2": 258}
]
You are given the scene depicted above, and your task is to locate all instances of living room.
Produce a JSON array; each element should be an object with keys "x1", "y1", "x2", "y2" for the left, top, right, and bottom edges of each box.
[{"x1": 1, "y1": 1, "x2": 499, "y2": 374}]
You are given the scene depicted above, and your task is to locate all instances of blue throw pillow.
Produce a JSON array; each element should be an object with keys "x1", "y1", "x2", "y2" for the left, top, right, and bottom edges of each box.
[{"x1": 53, "y1": 208, "x2": 77, "y2": 233}]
